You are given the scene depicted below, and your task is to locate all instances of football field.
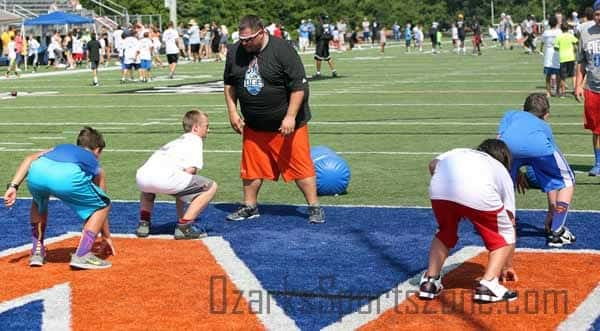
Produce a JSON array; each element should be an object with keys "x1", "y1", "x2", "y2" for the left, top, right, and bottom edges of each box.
[{"x1": 1, "y1": 43, "x2": 600, "y2": 330}]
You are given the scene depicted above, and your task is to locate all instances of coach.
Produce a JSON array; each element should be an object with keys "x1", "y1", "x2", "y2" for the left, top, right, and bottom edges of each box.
[{"x1": 223, "y1": 15, "x2": 325, "y2": 224}]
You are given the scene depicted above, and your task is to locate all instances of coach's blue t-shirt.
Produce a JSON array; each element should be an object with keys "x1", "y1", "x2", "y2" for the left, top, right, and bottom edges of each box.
[
  {"x1": 498, "y1": 110, "x2": 556, "y2": 158},
  {"x1": 42, "y1": 144, "x2": 100, "y2": 177}
]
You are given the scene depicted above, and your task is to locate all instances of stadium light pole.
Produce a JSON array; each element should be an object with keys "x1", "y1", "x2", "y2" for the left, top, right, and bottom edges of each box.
[
  {"x1": 491, "y1": 0, "x2": 495, "y2": 25},
  {"x1": 165, "y1": 0, "x2": 177, "y2": 26}
]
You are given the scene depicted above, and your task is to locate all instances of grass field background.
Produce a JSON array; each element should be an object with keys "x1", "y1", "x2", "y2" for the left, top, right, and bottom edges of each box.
[{"x1": 0, "y1": 42, "x2": 597, "y2": 210}]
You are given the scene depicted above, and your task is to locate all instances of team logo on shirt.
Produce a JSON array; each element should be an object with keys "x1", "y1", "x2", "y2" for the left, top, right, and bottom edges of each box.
[{"x1": 244, "y1": 58, "x2": 263, "y2": 96}]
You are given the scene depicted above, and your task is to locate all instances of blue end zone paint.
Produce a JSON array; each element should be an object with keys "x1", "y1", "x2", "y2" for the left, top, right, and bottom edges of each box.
[
  {"x1": 1, "y1": 200, "x2": 599, "y2": 330},
  {"x1": 0, "y1": 299, "x2": 43, "y2": 331},
  {"x1": 593, "y1": 315, "x2": 600, "y2": 331}
]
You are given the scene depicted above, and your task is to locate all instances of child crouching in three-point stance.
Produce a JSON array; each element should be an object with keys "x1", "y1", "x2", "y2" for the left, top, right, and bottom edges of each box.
[
  {"x1": 3, "y1": 127, "x2": 115, "y2": 270},
  {"x1": 135, "y1": 110, "x2": 218, "y2": 239},
  {"x1": 420, "y1": 139, "x2": 518, "y2": 303}
]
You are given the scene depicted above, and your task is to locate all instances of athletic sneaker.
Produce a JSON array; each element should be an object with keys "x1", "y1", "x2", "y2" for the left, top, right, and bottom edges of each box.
[
  {"x1": 474, "y1": 279, "x2": 517, "y2": 303},
  {"x1": 29, "y1": 252, "x2": 46, "y2": 267},
  {"x1": 588, "y1": 165, "x2": 600, "y2": 176},
  {"x1": 332, "y1": 71, "x2": 338, "y2": 77},
  {"x1": 308, "y1": 205, "x2": 325, "y2": 224},
  {"x1": 135, "y1": 220, "x2": 150, "y2": 238},
  {"x1": 226, "y1": 205, "x2": 260, "y2": 221},
  {"x1": 69, "y1": 252, "x2": 112, "y2": 270},
  {"x1": 418, "y1": 272, "x2": 443, "y2": 300},
  {"x1": 547, "y1": 227, "x2": 576, "y2": 248},
  {"x1": 174, "y1": 222, "x2": 208, "y2": 240}
]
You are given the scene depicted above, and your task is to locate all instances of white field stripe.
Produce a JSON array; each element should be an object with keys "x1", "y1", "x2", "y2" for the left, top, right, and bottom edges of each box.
[
  {"x1": 0, "y1": 103, "x2": 579, "y2": 109},
  {"x1": 557, "y1": 283, "x2": 600, "y2": 331},
  {"x1": 10, "y1": 197, "x2": 600, "y2": 213},
  {"x1": 0, "y1": 148, "x2": 595, "y2": 159},
  {"x1": 0, "y1": 232, "x2": 79, "y2": 258},
  {"x1": 0, "y1": 283, "x2": 71, "y2": 331},
  {"x1": 29, "y1": 137, "x2": 66, "y2": 140},
  {"x1": 0, "y1": 105, "x2": 224, "y2": 110},
  {"x1": 322, "y1": 246, "x2": 485, "y2": 331},
  {"x1": 0, "y1": 142, "x2": 33, "y2": 145},
  {"x1": 0, "y1": 121, "x2": 585, "y2": 127},
  {"x1": 203, "y1": 236, "x2": 300, "y2": 331}
]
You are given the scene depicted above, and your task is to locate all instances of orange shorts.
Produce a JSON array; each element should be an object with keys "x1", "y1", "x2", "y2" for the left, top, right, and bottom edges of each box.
[{"x1": 241, "y1": 125, "x2": 316, "y2": 182}]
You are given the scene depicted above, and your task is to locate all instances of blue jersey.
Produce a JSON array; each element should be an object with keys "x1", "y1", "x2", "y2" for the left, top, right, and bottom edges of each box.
[
  {"x1": 42, "y1": 144, "x2": 100, "y2": 177},
  {"x1": 299, "y1": 24, "x2": 309, "y2": 38},
  {"x1": 498, "y1": 110, "x2": 557, "y2": 158},
  {"x1": 404, "y1": 27, "x2": 412, "y2": 41}
]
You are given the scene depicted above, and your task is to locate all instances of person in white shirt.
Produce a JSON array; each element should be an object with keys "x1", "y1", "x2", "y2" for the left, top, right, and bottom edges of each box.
[
  {"x1": 27, "y1": 35, "x2": 40, "y2": 72},
  {"x1": 139, "y1": 32, "x2": 153, "y2": 82},
  {"x1": 135, "y1": 110, "x2": 218, "y2": 239},
  {"x1": 419, "y1": 139, "x2": 518, "y2": 303},
  {"x1": 121, "y1": 31, "x2": 140, "y2": 82},
  {"x1": 5, "y1": 36, "x2": 19, "y2": 78},
  {"x1": 112, "y1": 26, "x2": 124, "y2": 64},
  {"x1": 541, "y1": 15, "x2": 561, "y2": 96},
  {"x1": 163, "y1": 21, "x2": 180, "y2": 79},
  {"x1": 150, "y1": 26, "x2": 163, "y2": 68}
]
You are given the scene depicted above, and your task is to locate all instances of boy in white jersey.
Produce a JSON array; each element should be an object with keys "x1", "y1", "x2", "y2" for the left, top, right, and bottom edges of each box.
[
  {"x1": 139, "y1": 32, "x2": 153, "y2": 82},
  {"x1": 121, "y1": 31, "x2": 140, "y2": 83},
  {"x1": 135, "y1": 110, "x2": 218, "y2": 239},
  {"x1": 420, "y1": 139, "x2": 518, "y2": 303},
  {"x1": 163, "y1": 21, "x2": 180, "y2": 79}
]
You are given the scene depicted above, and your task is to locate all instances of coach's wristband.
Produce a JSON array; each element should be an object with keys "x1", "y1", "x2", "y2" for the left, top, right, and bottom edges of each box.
[{"x1": 6, "y1": 183, "x2": 19, "y2": 191}]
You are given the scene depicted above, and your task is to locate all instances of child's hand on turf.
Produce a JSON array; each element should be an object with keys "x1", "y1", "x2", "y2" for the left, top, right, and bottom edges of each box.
[
  {"x1": 3, "y1": 188, "x2": 17, "y2": 208},
  {"x1": 100, "y1": 237, "x2": 116, "y2": 256},
  {"x1": 500, "y1": 266, "x2": 518, "y2": 282},
  {"x1": 516, "y1": 171, "x2": 529, "y2": 194}
]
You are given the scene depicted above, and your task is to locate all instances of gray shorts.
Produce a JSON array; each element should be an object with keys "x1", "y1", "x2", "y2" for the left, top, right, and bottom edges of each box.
[{"x1": 174, "y1": 175, "x2": 214, "y2": 203}]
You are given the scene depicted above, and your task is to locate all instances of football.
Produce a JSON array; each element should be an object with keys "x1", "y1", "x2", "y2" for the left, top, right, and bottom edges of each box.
[{"x1": 10, "y1": 90, "x2": 17, "y2": 97}]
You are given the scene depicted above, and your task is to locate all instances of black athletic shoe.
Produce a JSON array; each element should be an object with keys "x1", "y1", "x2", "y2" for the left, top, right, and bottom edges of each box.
[
  {"x1": 474, "y1": 279, "x2": 517, "y2": 303},
  {"x1": 418, "y1": 272, "x2": 443, "y2": 300}
]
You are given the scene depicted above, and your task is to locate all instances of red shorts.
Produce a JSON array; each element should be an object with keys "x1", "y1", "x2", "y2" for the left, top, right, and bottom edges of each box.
[
  {"x1": 472, "y1": 35, "x2": 481, "y2": 45},
  {"x1": 241, "y1": 125, "x2": 316, "y2": 182},
  {"x1": 431, "y1": 199, "x2": 515, "y2": 251},
  {"x1": 584, "y1": 89, "x2": 600, "y2": 134},
  {"x1": 72, "y1": 53, "x2": 83, "y2": 61}
]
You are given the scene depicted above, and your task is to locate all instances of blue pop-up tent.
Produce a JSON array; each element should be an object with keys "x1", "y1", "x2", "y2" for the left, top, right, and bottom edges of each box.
[{"x1": 23, "y1": 11, "x2": 94, "y2": 26}]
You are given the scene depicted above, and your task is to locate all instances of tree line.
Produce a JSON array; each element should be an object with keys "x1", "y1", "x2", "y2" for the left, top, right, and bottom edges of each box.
[{"x1": 82, "y1": 0, "x2": 595, "y2": 30}]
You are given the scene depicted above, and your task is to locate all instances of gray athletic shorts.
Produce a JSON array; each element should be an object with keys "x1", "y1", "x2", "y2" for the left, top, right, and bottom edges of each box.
[{"x1": 174, "y1": 175, "x2": 214, "y2": 203}]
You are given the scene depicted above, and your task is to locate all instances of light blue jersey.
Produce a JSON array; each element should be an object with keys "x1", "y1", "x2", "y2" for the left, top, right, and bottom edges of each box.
[
  {"x1": 27, "y1": 145, "x2": 109, "y2": 220},
  {"x1": 498, "y1": 110, "x2": 556, "y2": 158},
  {"x1": 498, "y1": 110, "x2": 574, "y2": 192}
]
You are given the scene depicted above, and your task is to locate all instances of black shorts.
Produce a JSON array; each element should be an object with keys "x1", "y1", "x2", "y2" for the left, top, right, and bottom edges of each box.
[
  {"x1": 560, "y1": 61, "x2": 575, "y2": 79},
  {"x1": 167, "y1": 53, "x2": 178, "y2": 64},
  {"x1": 314, "y1": 41, "x2": 330, "y2": 61},
  {"x1": 90, "y1": 60, "x2": 99, "y2": 70},
  {"x1": 190, "y1": 44, "x2": 200, "y2": 53}
]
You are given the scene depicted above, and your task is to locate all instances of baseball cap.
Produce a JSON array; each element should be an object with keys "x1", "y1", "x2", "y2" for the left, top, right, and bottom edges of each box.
[{"x1": 595, "y1": 0, "x2": 600, "y2": 11}]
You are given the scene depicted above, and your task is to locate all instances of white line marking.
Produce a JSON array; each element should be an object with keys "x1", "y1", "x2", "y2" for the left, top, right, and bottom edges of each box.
[
  {"x1": 0, "y1": 148, "x2": 594, "y2": 159},
  {"x1": 0, "y1": 121, "x2": 585, "y2": 127},
  {"x1": 9, "y1": 197, "x2": 600, "y2": 213},
  {"x1": 322, "y1": 246, "x2": 485, "y2": 331},
  {"x1": 203, "y1": 236, "x2": 300, "y2": 331},
  {"x1": 0, "y1": 142, "x2": 34, "y2": 145},
  {"x1": 0, "y1": 283, "x2": 71, "y2": 331},
  {"x1": 29, "y1": 137, "x2": 66, "y2": 140},
  {"x1": 0, "y1": 103, "x2": 580, "y2": 109},
  {"x1": 557, "y1": 283, "x2": 600, "y2": 331}
]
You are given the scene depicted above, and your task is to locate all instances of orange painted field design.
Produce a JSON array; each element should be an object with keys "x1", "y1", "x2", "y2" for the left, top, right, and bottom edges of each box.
[
  {"x1": 360, "y1": 252, "x2": 600, "y2": 331},
  {"x1": 0, "y1": 237, "x2": 265, "y2": 330}
]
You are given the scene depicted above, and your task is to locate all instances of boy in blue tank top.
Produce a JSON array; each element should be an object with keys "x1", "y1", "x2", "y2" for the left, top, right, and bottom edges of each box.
[{"x1": 3, "y1": 127, "x2": 114, "y2": 269}]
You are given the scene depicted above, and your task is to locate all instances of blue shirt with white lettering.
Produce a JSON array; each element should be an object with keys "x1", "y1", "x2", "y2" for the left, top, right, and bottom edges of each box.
[
  {"x1": 498, "y1": 110, "x2": 556, "y2": 158},
  {"x1": 42, "y1": 144, "x2": 100, "y2": 177}
]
